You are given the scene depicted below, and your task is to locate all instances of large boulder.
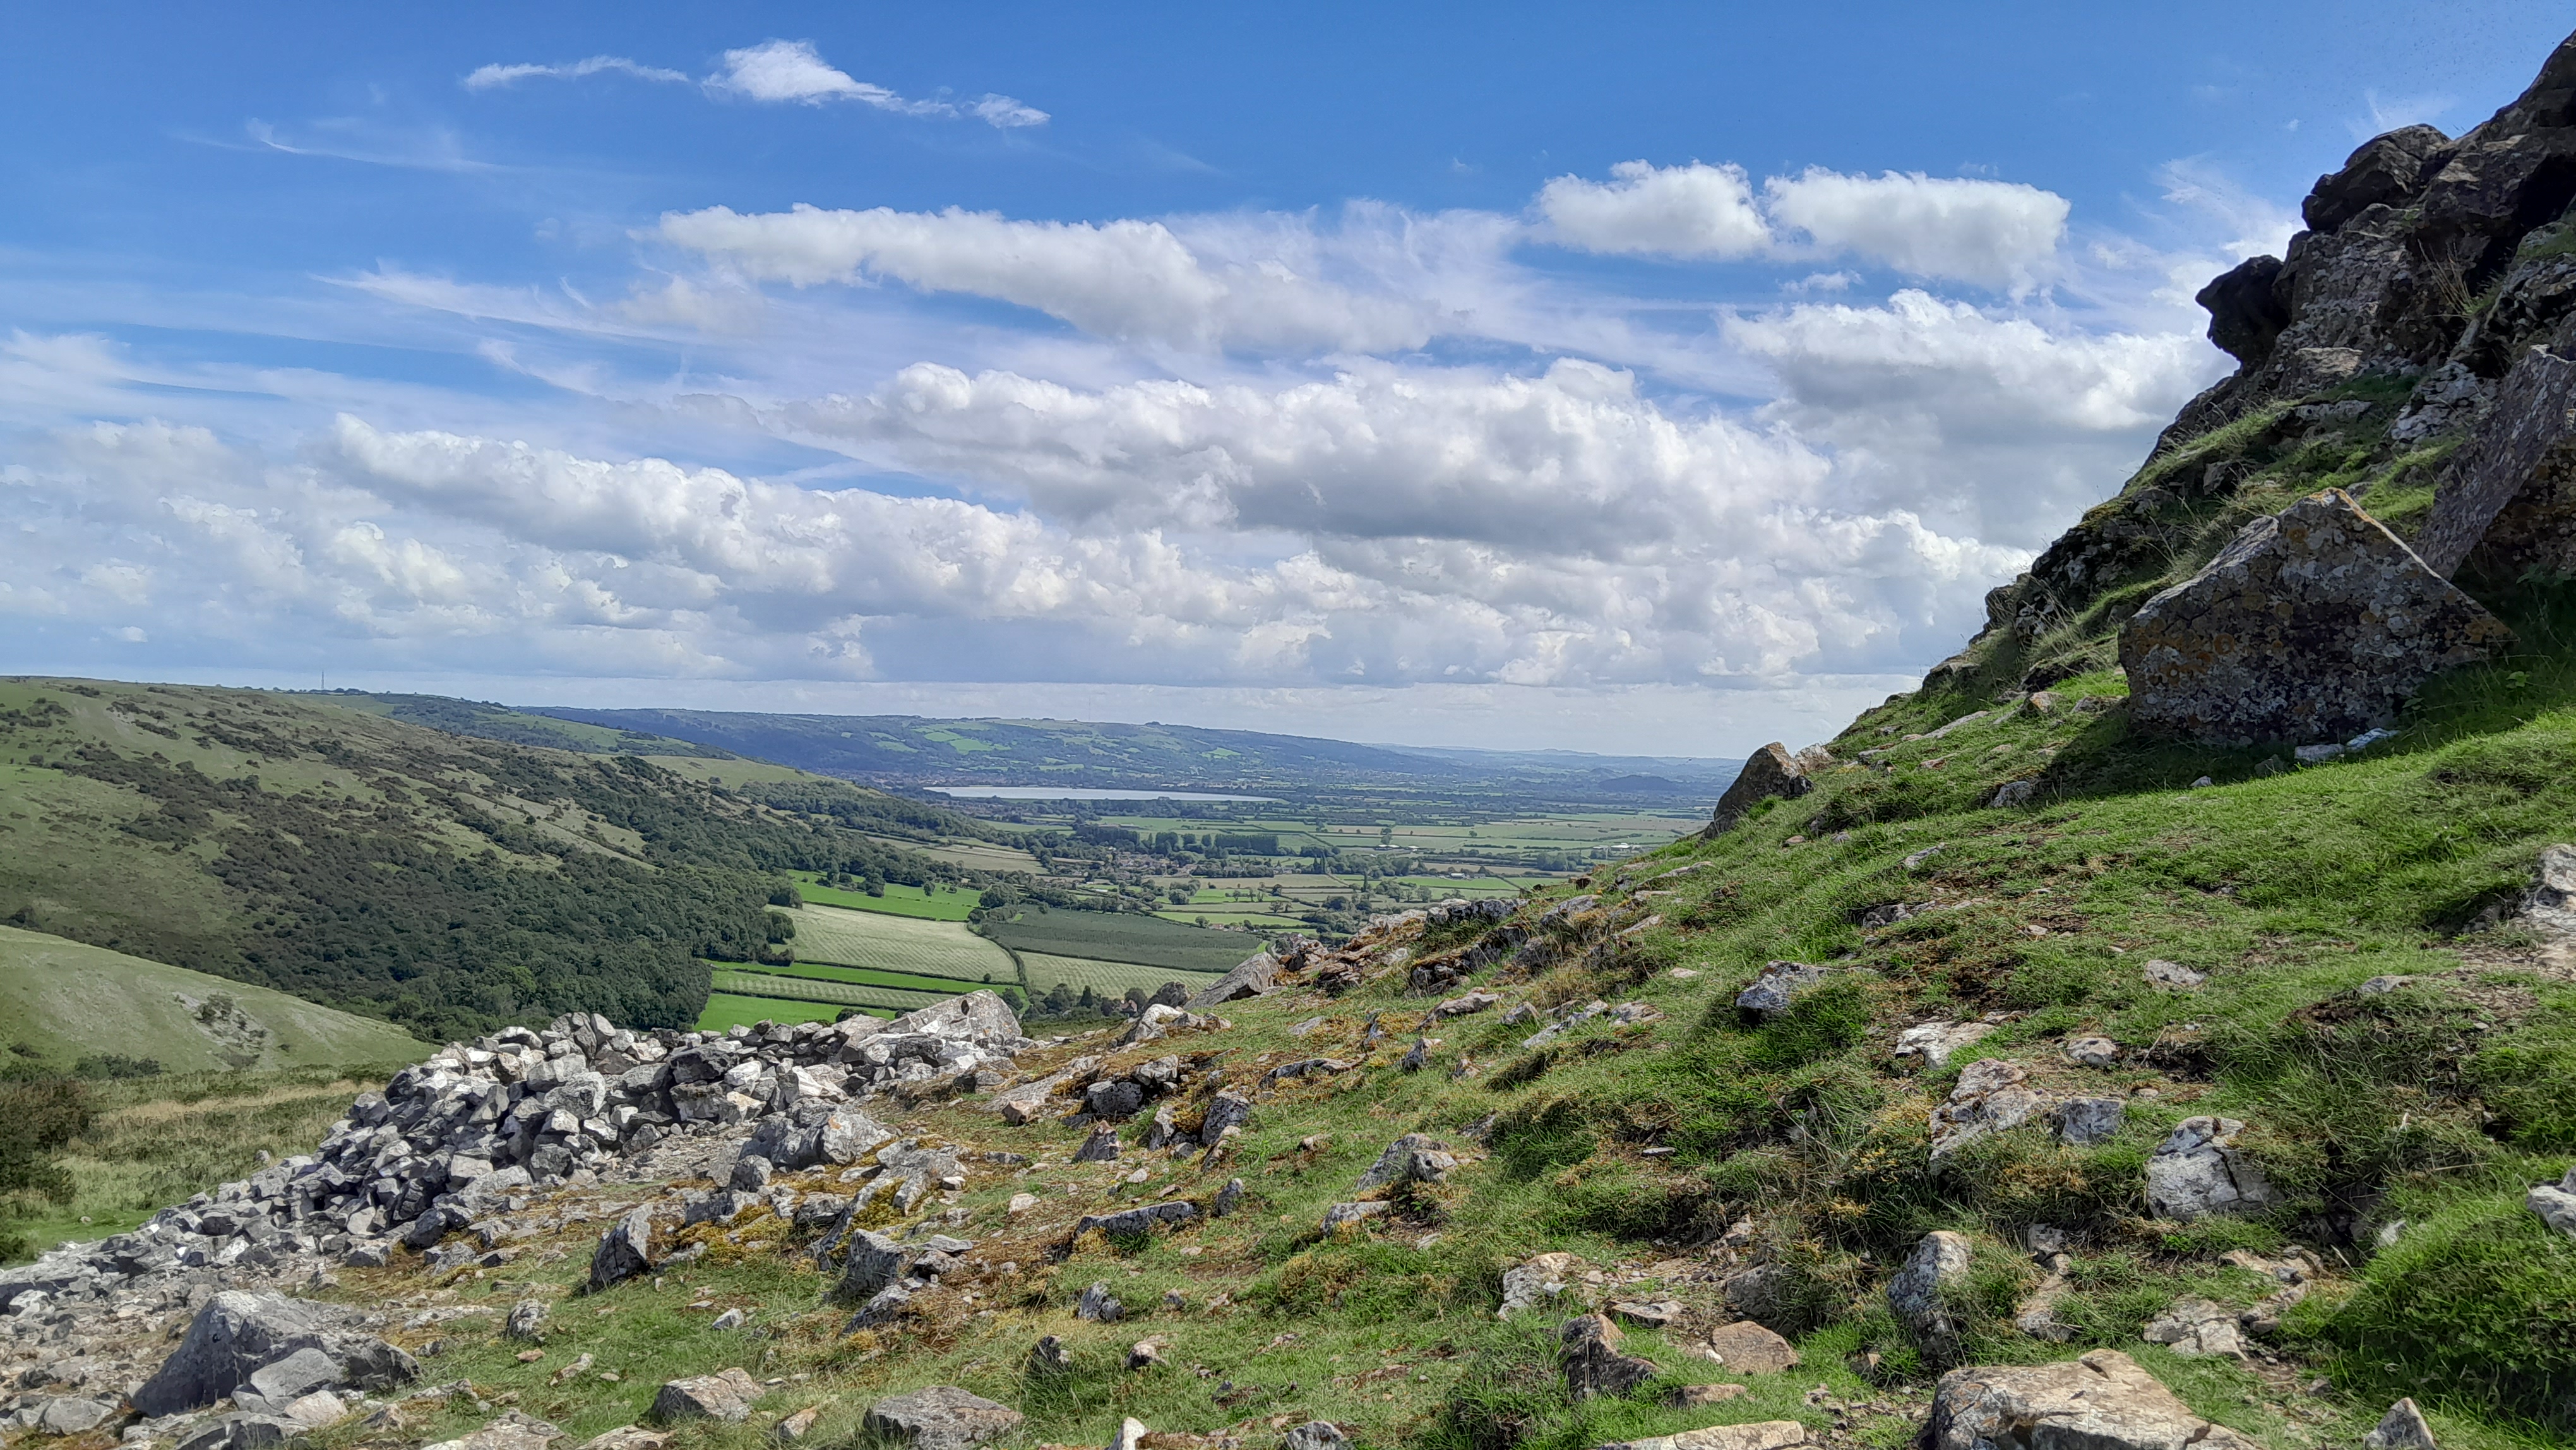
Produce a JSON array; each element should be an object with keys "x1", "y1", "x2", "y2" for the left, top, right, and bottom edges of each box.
[
  {"x1": 134, "y1": 1291, "x2": 415, "y2": 1416},
  {"x1": 1185, "y1": 953, "x2": 1279, "y2": 1011},
  {"x1": 881, "y1": 992, "x2": 1022, "y2": 1045},
  {"x1": 1923, "y1": 1349, "x2": 2261, "y2": 1450},
  {"x1": 861, "y1": 1386, "x2": 1022, "y2": 1450},
  {"x1": 1705, "y1": 743, "x2": 1810, "y2": 837},
  {"x1": 2144, "y1": 1117, "x2": 2279, "y2": 1221},
  {"x1": 2120, "y1": 490, "x2": 2512, "y2": 745}
]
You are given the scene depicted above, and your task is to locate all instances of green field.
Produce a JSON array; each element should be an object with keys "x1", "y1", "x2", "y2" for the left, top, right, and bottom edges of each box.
[
  {"x1": 0, "y1": 925, "x2": 429, "y2": 1072},
  {"x1": 694, "y1": 992, "x2": 878, "y2": 1033},
  {"x1": 783, "y1": 903, "x2": 1016, "y2": 979},
  {"x1": 1013, "y1": 950, "x2": 1220, "y2": 1000},
  {"x1": 787, "y1": 873, "x2": 979, "y2": 920},
  {"x1": 767, "y1": 959, "x2": 1003, "y2": 992},
  {"x1": 707, "y1": 970, "x2": 950, "y2": 1014},
  {"x1": 981, "y1": 906, "x2": 1264, "y2": 973}
]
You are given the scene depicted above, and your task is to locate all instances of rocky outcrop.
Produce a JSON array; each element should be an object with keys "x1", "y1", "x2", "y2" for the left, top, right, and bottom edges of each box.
[
  {"x1": 1352, "y1": 1134, "x2": 1455, "y2": 1192},
  {"x1": 1923, "y1": 1350, "x2": 2262, "y2": 1450},
  {"x1": 1704, "y1": 744, "x2": 1810, "y2": 836},
  {"x1": 2120, "y1": 490, "x2": 2511, "y2": 745},
  {"x1": 1735, "y1": 961, "x2": 1833, "y2": 1020},
  {"x1": 2417, "y1": 340, "x2": 2576, "y2": 579}
]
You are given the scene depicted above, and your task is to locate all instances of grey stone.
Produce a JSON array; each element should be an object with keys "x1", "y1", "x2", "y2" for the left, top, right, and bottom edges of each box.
[
  {"x1": 1735, "y1": 961, "x2": 1831, "y2": 1019},
  {"x1": 1504, "y1": 1251, "x2": 1576, "y2": 1319},
  {"x1": 175, "y1": 1415, "x2": 299, "y2": 1450},
  {"x1": 1184, "y1": 953, "x2": 1279, "y2": 1012},
  {"x1": 2120, "y1": 489, "x2": 2512, "y2": 745},
  {"x1": 504, "y1": 1299, "x2": 549, "y2": 1341},
  {"x1": 1211, "y1": 1178, "x2": 1246, "y2": 1216},
  {"x1": 1705, "y1": 743, "x2": 1810, "y2": 837},
  {"x1": 2056, "y1": 1097, "x2": 2128, "y2": 1147},
  {"x1": 1597, "y1": 1424, "x2": 1808, "y2": 1450},
  {"x1": 862, "y1": 1386, "x2": 1021, "y2": 1450},
  {"x1": 1352, "y1": 1134, "x2": 1455, "y2": 1192},
  {"x1": 1887, "y1": 1231, "x2": 1975, "y2": 1358},
  {"x1": 1320, "y1": 1201, "x2": 1390, "y2": 1232},
  {"x1": 587, "y1": 1204, "x2": 658, "y2": 1292},
  {"x1": 2418, "y1": 344, "x2": 2576, "y2": 580},
  {"x1": 2142, "y1": 1297, "x2": 2248, "y2": 1360},
  {"x1": 2144, "y1": 1117, "x2": 2278, "y2": 1220},
  {"x1": 34, "y1": 1397, "x2": 116, "y2": 1435},
  {"x1": 650, "y1": 1368, "x2": 762, "y2": 1424},
  {"x1": 1609, "y1": 1299, "x2": 1680, "y2": 1329},
  {"x1": 1703, "y1": 1319, "x2": 1801, "y2": 1374},
  {"x1": 1075, "y1": 1282, "x2": 1123, "y2": 1322},
  {"x1": 1280, "y1": 1423, "x2": 1351, "y2": 1450},
  {"x1": 1198, "y1": 1091, "x2": 1253, "y2": 1146},
  {"x1": 1073, "y1": 1201, "x2": 1196, "y2": 1238},
  {"x1": 1923, "y1": 1350, "x2": 2261, "y2": 1450},
  {"x1": 2526, "y1": 844, "x2": 2576, "y2": 938},
  {"x1": 2363, "y1": 1398, "x2": 2438, "y2": 1450},
  {"x1": 246, "y1": 1346, "x2": 342, "y2": 1402},
  {"x1": 1072, "y1": 1124, "x2": 1121, "y2": 1163},
  {"x1": 134, "y1": 1291, "x2": 415, "y2": 1417},
  {"x1": 1928, "y1": 1058, "x2": 2048, "y2": 1159},
  {"x1": 2525, "y1": 1166, "x2": 2576, "y2": 1239},
  {"x1": 2063, "y1": 1035, "x2": 2120, "y2": 1068},
  {"x1": 422, "y1": 1413, "x2": 564, "y2": 1450},
  {"x1": 879, "y1": 992, "x2": 1023, "y2": 1046},
  {"x1": 1892, "y1": 1021, "x2": 1994, "y2": 1070},
  {"x1": 2143, "y1": 959, "x2": 2206, "y2": 991},
  {"x1": 1559, "y1": 1313, "x2": 1657, "y2": 1399},
  {"x1": 1084, "y1": 1081, "x2": 1145, "y2": 1120},
  {"x1": 836, "y1": 1231, "x2": 907, "y2": 1303}
]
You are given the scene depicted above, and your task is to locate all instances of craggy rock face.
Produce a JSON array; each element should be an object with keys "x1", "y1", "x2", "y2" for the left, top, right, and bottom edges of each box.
[{"x1": 2119, "y1": 490, "x2": 2512, "y2": 745}]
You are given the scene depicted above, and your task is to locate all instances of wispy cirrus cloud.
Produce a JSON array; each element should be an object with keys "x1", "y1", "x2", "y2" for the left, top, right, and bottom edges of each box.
[
  {"x1": 462, "y1": 56, "x2": 689, "y2": 91},
  {"x1": 461, "y1": 39, "x2": 1048, "y2": 129}
]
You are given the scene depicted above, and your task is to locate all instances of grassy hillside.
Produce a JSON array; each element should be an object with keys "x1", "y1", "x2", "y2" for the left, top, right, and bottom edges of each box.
[
  {"x1": 0, "y1": 678, "x2": 986, "y2": 1040},
  {"x1": 0, "y1": 924, "x2": 426, "y2": 1072}
]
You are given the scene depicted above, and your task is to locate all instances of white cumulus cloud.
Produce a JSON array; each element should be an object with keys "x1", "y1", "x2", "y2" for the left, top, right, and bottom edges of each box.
[
  {"x1": 1535, "y1": 161, "x2": 1770, "y2": 258},
  {"x1": 1762, "y1": 170, "x2": 2070, "y2": 291},
  {"x1": 705, "y1": 40, "x2": 1047, "y2": 127}
]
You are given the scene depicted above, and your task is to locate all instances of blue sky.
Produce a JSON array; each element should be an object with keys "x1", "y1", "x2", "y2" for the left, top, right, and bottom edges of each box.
[{"x1": 3, "y1": 3, "x2": 2567, "y2": 753}]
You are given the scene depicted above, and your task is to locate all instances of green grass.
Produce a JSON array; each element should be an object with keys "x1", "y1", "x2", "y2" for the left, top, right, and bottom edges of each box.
[
  {"x1": 783, "y1": 904, "x2": 1017, "y2": 980},
  {"x1": 707, "y1": 972, "x2": 951, "y2": 1014},
  {"x1": 694, "y1": 992, "x2": 876, "y2": 1033},
  {"x1": 0, "y1": 923, "x2": 428, "y2": 1072},
  {"x1": 758, "y1": 959, "x2": 1005, "y2": 993},
  {"x1": 788, "y1": 873, "x2": 979, "y2": 920},
  {"x1": 982, "y1": 906, "x2": 1266, "y2": 973},
  {"x1": 9, "y1": 1065, "x2": 402, "y2": 1259}
]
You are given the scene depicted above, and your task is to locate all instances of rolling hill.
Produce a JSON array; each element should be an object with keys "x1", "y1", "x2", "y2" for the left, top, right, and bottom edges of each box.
[
  {"x1": 0, "y1": 924, "x2": 426, "y2": 1072},
  {"x1": 0, "y1": 678, "x2": 994, "y2": 1041}
]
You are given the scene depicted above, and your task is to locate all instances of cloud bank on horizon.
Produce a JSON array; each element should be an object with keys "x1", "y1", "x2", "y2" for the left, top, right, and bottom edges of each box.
[{"x1": 3, "y1": 4, "x2": 2519, "y2": 748}]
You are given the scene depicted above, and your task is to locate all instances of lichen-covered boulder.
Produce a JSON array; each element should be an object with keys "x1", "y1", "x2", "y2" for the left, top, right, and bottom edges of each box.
[
  {"x1": 2144, "y1": 1117, "x2": 2278, "y2": 1220},
  {"x1": 2119, "y1": 489, "x2": 2511, "y2": 745},
  {"x1": 2417, "y1": 343, "x2": 2576, "y2": 580}
]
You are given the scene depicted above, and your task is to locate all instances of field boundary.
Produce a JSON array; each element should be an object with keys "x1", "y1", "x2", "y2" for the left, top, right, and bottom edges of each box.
[{"x1": 707, "y1": 972, "x2": 944, "y2": 1014}]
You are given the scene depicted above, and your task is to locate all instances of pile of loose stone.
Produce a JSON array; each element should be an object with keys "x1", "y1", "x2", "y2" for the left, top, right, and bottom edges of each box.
[{"x1": 0, "y1": 992, "x2": 1035, "y2": 1444}]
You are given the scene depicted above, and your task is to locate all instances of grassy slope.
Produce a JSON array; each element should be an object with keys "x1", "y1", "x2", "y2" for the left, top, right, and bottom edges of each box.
[
  {"x1": 451, "y1": 653, "x2": 2576, "y2": 1450},
  {"x1": 0, "y1": 924, "x2": 427, "y2": 1072}
]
